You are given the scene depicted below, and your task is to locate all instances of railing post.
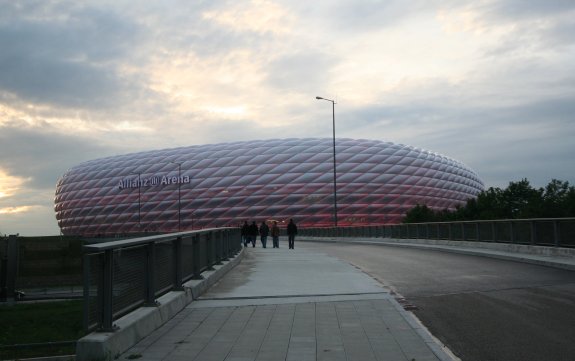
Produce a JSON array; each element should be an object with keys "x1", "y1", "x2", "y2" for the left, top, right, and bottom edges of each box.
[
  {"x1": 144, "y1": 242, "x2": 157, "y2": 306},
  {"x1": 553, "y1": 220, "x2": 560, "y2": 247},
  {"x1": 215, "y1": 231, "x2": 223, "y2": 265},
  {"x1": 173, "y1": 237, "x2": 183, "y2": 291},
  {"x1": 235, "y1": 229, "x2": 239, "y2": 252},
  {"x1": 448, "y1": 223, "x2": 452, "y2": 240},
  {"x1": 492, "y1": 221, "x2": 497, "y2": 242},
  {"x1": 101, "y1": 249, "x2": 116, "y2": 331},
  {"x1": 222, "y1": 231, "x2": 229, "y2": 262},
  {"x1": 461, "y1": 223, "x2": 465, "y2": 241},
  {"x1": 530, "y1": 221, "x2": 536, "y2": 246},
  {"x1": 476, "y1": 222, "x2": 480, "y2": 241},
  {"x1": 509, "y1": 221, "x2": 514, "y2": 243},
  {"x1": 228, "y1": 230, "x2": 235, "y2": 258},
  {"x1": 192, "y1": 234, "x2": 204, "y2": 280},
  {"x1": 82, "y1": 254, "x2": 92, "y2": 332},
  {"x1": 5, "y1": 235, "x2": 19, "y2": 302},
  {"x1": 206, "y1": 233, "x2": 215, "y2": 271}
]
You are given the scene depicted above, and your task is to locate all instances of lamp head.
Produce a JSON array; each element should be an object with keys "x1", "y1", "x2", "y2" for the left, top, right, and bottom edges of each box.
[{"x1": 315, "y1": 96, "x2": 323, "y2": 100}]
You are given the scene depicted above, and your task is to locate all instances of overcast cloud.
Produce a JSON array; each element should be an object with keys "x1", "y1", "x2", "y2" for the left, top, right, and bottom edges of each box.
[{"x1": 1, "y1": 0, "x2": 574, "y2": 235}]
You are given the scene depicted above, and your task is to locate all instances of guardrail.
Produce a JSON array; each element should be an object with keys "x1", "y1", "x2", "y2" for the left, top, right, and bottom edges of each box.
[
  {"x1": 82, "y1": 227, "x2": 241, "y2": 332},
  {"x1": 300, "y1": 218, "x2": 575, "y2": 248}
]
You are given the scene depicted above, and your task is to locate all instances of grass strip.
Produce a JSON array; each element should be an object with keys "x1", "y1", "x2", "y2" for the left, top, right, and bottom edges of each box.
[{"x1": 0, "y1": 300, "x2": 84, "y2": 358}]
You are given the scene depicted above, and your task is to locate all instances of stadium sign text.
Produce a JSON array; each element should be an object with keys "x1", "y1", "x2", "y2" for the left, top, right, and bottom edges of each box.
[{"x1": 118, "y1": 175, "x2": 190, "y2": 190}]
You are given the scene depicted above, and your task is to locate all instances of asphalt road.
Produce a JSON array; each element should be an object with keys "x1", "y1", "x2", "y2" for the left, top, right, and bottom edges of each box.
[{"x1": 300, "y1": 242, "x2": 575, "y2": 361}]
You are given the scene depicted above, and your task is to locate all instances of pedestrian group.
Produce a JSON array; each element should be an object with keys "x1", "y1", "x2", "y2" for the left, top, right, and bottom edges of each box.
[{"x1": 241, "y1": 219, "x2": 297, "y2": 249}]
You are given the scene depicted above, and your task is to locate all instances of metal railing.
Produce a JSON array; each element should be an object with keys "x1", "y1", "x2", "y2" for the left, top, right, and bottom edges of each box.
[
  {"x1": 83, "y1": 227, "x2": 241, "y2": 332},
  {"x1": 300, "y1": 218, "x2": 575, "y2": 248}
]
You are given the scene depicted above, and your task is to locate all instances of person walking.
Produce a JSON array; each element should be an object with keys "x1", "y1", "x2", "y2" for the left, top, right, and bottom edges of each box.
[
  {"x1": 241, "y1": 221, "x2": 249, "y2": 247},
  {"x1": 287, "y1": 218, "x2": 297, "y2": 249},
  {"x1": 259, "y1": 221, "x2": 269, "y2": 248},
  {"x1": 271, "y1": 221, "x2": 280, "y2": 248},
  {"x1": 249, "y1": 221, "x2": 259, "y2": 248}
]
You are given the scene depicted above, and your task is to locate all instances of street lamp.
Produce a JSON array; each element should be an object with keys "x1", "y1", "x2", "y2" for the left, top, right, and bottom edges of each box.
[
  {"x1": 131, "y1": 172, "x2": 141, "y2": 230},
  {"x1": 170, "y1": 161, "x2": 182, "y2": 232},
  {"x1": 315, "y1": 96, "x2": 338, "y2": 227}
]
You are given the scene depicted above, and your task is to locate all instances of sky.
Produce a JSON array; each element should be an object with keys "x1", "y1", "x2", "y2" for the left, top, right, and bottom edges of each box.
[{"x1": 1, "y1": 0, "x2": 574, "y2": 236}]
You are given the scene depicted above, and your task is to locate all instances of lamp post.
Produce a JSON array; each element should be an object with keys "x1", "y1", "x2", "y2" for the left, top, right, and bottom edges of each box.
[
  {"x1": 170, "y1": 161, "x2": 182, "y2": 232},
  {"x1": 315, "y1": 96, "x2": 338, "y2": 227}
]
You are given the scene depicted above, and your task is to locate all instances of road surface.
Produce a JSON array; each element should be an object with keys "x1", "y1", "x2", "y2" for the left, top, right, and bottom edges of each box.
[{"x1": 300, "y1": 242, "x2": 575, "y2": 361}]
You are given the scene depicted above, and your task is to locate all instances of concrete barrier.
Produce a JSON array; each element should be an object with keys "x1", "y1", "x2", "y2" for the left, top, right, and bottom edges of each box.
[{"x1": 300, "y1": 237, "x2": 575, "y2": 271}]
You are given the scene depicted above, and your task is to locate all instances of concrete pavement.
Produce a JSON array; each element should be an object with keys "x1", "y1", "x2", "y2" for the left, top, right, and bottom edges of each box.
[{"x1": 121, "y1": 245, "x2": 455, "y2": 361}]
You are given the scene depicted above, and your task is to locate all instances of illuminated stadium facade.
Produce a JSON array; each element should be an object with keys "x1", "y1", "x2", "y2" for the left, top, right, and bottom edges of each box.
[{"x1": 54, "y1": 138, "x2": 485, "y2": 236}]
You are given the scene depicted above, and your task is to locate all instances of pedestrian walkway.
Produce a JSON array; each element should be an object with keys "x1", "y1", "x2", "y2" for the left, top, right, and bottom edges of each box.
[{"x1": 121, "y1": 245, "x2": 454, "y2": 361}]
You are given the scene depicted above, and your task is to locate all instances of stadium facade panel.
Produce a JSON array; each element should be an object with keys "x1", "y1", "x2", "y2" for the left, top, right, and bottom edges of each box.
[{"x1": 54, "y1": 138, "x2": 485, "y2": 236}]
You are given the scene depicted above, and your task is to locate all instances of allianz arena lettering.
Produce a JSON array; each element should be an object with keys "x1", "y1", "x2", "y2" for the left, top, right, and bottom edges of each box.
[
  {"x1": 118, "y1": 175, "x2": 191, "y2": 189},
  {"x1": 54, "y1": 138, "x2": 485, "y2": 236}
]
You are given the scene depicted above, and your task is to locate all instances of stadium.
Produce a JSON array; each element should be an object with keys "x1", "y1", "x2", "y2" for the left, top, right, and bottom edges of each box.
[{"x1": 54, "y1": 138, "x2": 485, "y2": 236}]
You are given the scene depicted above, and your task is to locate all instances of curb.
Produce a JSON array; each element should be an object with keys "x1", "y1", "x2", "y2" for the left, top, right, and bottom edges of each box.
[
  {"x1": 387, "y1": 296, "x2": 461, "y2": 361},
  {"x1": 76, "y1": 249, "x2": 245, "y2": 361},
  {"x1": 2, "y1": 356, "x2": 76, "y2": 361}
]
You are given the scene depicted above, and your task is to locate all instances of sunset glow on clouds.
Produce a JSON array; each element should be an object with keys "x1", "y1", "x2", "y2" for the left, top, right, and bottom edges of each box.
[
  {"x1": 0, "y1": 206, "x2": 36, "y2": 215},
  {"x1": 0, "y1": 170, "x2": 27, "y2": 199},
  {"x1": 0, "y1": 0, "x2": 574, "y2": 235}
]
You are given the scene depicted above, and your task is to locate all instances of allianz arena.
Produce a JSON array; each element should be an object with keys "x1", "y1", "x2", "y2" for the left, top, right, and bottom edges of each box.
[{"x1": 54, "y1": 138, "x2": 484, "y2": 236}]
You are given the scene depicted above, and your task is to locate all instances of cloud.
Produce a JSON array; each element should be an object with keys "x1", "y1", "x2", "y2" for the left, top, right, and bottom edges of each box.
[
  {"x1": 0, "y1": 124, "x2": 122, "y2": 189},
  {"x1": 0, "y1": 2, "x2": 144, "y2": 109},
  {"x1": 485, "y1": 0, "x2": 575, "y2": 19},
  {"x1": 334, "y1": 86, "x2": 575, "y2": 189},
  {"x1": 0, "y1": 169, "x2": 27, "y2": 199},
  {"x1": 468, "y1": 0, "x2": 575, "y2": 54},
  {"x1": 0, "y1": 205, "x2": 37, "y2": 215},
  {"x1": 202, "y1": 0, "x2": 295, "y2": 35},
  {"x1": 0, "y1": 204, "x2": 58, "y2": 236},
  {"x1": 266, "y1": 52, "x2": 336, "y2": 92},
  {"x1": 0, "y1": 0, "x2": 573, "y2": 236},
  {"x1": 312, "y1": 0, "x2": 437, "y2": 31}
]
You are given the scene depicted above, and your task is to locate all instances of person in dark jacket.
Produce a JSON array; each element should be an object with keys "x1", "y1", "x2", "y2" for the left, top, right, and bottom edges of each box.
[
  {"x1": 259, "y1": 221, "x2": 270, "y2": 248},
  {"x1": 249, "y1": 221, "x2": 259, "y2": 247},
  {"x1": 271, "y1": 221, "x2": 280, "y2": 248},
  {"x1": 241, "y1": 221, "x2": 249, "y2": 247},
  {"x1": 287, "y1": 218, "x2": 297, "y2": 249}
]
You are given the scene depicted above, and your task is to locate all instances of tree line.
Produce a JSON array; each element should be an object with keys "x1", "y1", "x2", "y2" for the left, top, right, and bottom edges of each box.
[{"x1": 403, "y1": 179, "x2": 575, "y2": 223}]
